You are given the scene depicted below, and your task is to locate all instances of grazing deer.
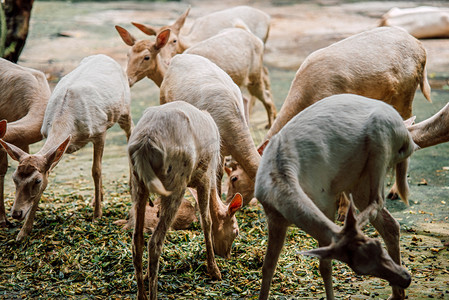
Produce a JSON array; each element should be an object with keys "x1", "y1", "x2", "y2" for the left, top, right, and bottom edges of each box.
[
  {"x1": 0, "y1": 54, "x2": 133, "y2": 241},
  {"x1": 226, "y1": 26, "x2": 431, "y2": 212},
  {"x1": 0, "y1": 58, "x2": 51, "y2": 228},
  {"x1": 128, "y1": 101, "x2": 242, "y2": 300},
  {"x1": 159, "y1": 53, "x2": 260, "y2": 206},
  {"x1": 255, "y1": 94, "x2": 414, "y2": 300},
  {"x1": 114, "y1": 196, "x2": 198, "y2": 233}
]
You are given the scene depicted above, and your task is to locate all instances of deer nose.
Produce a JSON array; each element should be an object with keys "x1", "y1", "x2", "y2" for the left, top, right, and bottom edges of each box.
[{"x1": 11, "y1": 210, "x2": 22, "y2": 220}]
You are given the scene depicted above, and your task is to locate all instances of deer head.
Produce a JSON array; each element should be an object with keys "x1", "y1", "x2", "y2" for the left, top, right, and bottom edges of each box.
[
  {"x1": 115, "y1": 26, "x2": 171, "y2": 87},
  {"x1": 301, "y1": 201, "x2": 411, "y2": 289},
  {"x1": 131, "y1": 6, "x2": 190, "y2": 64},
  {"x1": 0, "y1": 136, "x2": 71, "y2": 221}
]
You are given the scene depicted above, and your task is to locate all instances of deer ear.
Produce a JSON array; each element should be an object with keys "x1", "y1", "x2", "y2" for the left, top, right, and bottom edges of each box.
[
  {"x1": 115, "y1": 25, "x2": 136, "y2": 46},
  {"x1": 172, "y1": 6, "x2": 190, "y2": 33},
  {"x1": 257, "y1": 139, "x2": 269, "y2": 156},
  {"x1": 301, "y1": 245, "x2": 334, "y2": 260},
  {"x1": 343, "y1": 198, "x2": 358, "y2": 232},
  {"x1": 224, "y1": 166, "x2": 232, "y2": 177},
  {"x1": 44, "y1": 135, "x2": 71, "y2": 172},
  {"x1": 228, "y1": 193, "x2": 243, "y2": 216},
  {"x1": 0, "y1": 120, "x2": 7, "y2": 138},
  {"x1": 403, "y1": 116, "x2": 416, "y2": 127},
  {"x1": 155, "y1": 29, "x2": 171, "y2": 50},
  {"x1": 0, "y1": 139, "x2": 28, "y2": 162},
  {"x1": 131, "y1": 22, "x2": 157, "y2": 36}
]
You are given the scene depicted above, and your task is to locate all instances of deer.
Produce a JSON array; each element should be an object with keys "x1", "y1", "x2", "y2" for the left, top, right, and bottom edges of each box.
[
  {"x1": 159, "y1": 53, "x2": 261, "y2": 206},
  {"x1": 128, "y1": 100, "x2": 243, "y2": 300},
  {"x1": 379, "y1": 6, "x2": 449, "y2": 39},
  {"x1": 406, "y1": 102, "x2": 449, "y2": 149},
  {"x1": 0, "y1": 58, "x2": 51, "y2": 228},
  {"x1": 336, "y1": 103, "x2": 449, "y2": 220},
  {"x1": 0, "y1": 54, "x2": 133, "y2": 241},
  {"x1": 114, "y1": 196, "x2": 198, "y2": 233},
  {"x1": 183, "y1": 28, "x2": 276, "y2": 128},
  {"x1": 115, "y1": 25, "x2": 260, "y2": 205},
  {"x1": 256, "y1": 94, "x2": 414, "y2": 300},
  {"x1": 130, "y1": 5, "x2": 271, "y2": 64},
  {"x1": 116, "y1": 25, "x2": 276, "y2": 128},
  {"x1": 226, "y1": 26, "x2": 432, "y2": 215}
]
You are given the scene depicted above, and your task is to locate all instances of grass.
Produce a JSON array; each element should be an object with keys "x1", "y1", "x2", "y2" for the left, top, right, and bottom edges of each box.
[{"x1": 1, "y1": 1, "x2": 449, "y2": 299}]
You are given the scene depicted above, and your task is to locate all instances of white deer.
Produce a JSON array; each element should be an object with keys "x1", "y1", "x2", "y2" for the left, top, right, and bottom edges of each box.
[
  {"x1": 130, "y1": 5, "x2": 271, "y2": 64},
  {"x1": 255, "y1": 94, "x2": 414, "y2": 300},
  {"x1": 380, "y1": 6, "x2": 449, "y2": 38},
  {"x1": 116, "y1": 25, "x2": 276, "y2": 128},
  {"x1": 159, "y1": 53, "x2": 261, "y2": 206},
  {"x1": 0, "y1": 54, "x2": 133, "y2": 241},
  {"x1": 406, "y1": 102, "x2": 449, "y2": 149},
  {"x1": 226, "y1": 26, "x2": 431, "y2": 211},
  {"x1": 128, "y1": 101, "x2": 242, "y2": 300}
]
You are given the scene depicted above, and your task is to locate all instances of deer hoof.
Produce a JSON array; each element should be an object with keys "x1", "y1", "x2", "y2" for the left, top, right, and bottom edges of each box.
[
  {"x1": 387, "y1": 192, "x2": 399, "y2": 200},
  {"x1": 208, "y1": 266, "x2": 222, "y2": 280},
  {"x1": 16, "y1": 229, "x2": 30, "y2": 242}
]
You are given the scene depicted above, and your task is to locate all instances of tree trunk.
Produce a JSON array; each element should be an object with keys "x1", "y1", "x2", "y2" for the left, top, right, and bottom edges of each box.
[
  {"x1": 0, "y1": 2, "x2": 6, "y2": 57},
  {"x1": 2, "y1": 0, "x2": 34, "y2": 63}
]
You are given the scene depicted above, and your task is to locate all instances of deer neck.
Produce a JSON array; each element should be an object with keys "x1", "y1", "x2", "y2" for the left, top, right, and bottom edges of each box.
[
  {"x1": 209, "y1": 187, "x2": 227, "y2": 222},
  {"x1": 148, "y1": 55, "x2": 167, "y2": 88},
  {"x1": 282, "y1": 186, "x2": 341, "y2": 245},
  {"x1": 39, "y1": 117, "x2": 73, "y2": 155},
  {"x1": 408, "y1": 103, "x2": 449, "y2": 149},
  {"x1": 3, "y1": 89, "x2": 50, "y2": 146}
]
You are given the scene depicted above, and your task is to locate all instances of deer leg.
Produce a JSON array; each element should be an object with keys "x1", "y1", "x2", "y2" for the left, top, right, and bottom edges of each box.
[
  {"x1": 248, "y1": 80, "x2": 276, "y2": 129},
  {"x1": 91, "y1": 135, "x2": 105, "y2": 219},
  {"x1": 118, "y1": 113, "x2": 135, "y2": 191},
  {"x1": 242, "y1": 95, "x2": 250, "y2": 126},
  {"x1": 336, "y1": 192, "x2": 350, "y2": 222},
  {"x1": 319, "y1": 257, "x2": 335, "y2": 299},
  {"x1": 118, "y1": 113, "x2": 134, "y2": 142},
  {"x1": 131, "y1": 175, "x2": 150, "y2": 300},
  {"x1": 259, "y1": 205, "x2": 289, "y2": 300},
  {"x1": 0, "y1": 151, "x2": 10, "y2": 228},
  {"x1": 148, "y1": 190, "x2": 184, "y2": 300},
  {"x1": 196, "y1": 180, "x2": 221, "y2": 279},
  {"x1": 370, "y1": 207, "x2": 405, "y2": 300},
  {"x1": 216, "y1": 156, "x2": 225, "y2": 199}
]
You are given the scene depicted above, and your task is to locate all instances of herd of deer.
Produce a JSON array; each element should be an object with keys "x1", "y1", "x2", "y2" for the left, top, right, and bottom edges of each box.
[{"x1": 0, "y1": 4, "x2": 448, "y2": 300}]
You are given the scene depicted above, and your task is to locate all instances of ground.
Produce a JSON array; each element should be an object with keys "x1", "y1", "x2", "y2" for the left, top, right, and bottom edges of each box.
[{"x1": 0, "y1": 0, "x2": 448, "y2": 299}]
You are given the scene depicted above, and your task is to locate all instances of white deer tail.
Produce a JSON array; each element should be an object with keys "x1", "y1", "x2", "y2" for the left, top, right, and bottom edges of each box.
[{"x1": 129, "y1": 138, "x2": 171, "y2": 197}]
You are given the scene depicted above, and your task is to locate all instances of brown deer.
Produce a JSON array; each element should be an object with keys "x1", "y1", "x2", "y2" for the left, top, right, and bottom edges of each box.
[{"x1": 0, "y1": 58, "x2": 51, "y2": 228}]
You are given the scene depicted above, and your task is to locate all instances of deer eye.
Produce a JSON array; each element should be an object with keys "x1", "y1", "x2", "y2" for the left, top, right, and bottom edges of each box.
[
  {"x1": 173, "y1": 39, "x2": 177, "y2": 43},
  {"x1": 231, "y1": 176, "x2": 238, "y2": 182},
  {"x1": 35, "y1": 178, "x2": 42, "y2": 185},
  {"x1": 144, "y1": 56, "x2": 150, "y2": 61}
]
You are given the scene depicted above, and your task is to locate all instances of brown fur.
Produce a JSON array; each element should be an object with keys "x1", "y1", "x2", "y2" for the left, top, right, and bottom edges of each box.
[
  {"x1": 114, "y1": 197, "x2": 198, "y2": 233},
  {"x1": 0, "y1": 58, "x2": 51, "y2": 228}
]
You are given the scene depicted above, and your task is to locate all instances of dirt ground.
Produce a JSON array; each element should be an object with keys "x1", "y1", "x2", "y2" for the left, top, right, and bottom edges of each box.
[{"x1": 8, "y1": 0, "x2": 449, "y2": 298}]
